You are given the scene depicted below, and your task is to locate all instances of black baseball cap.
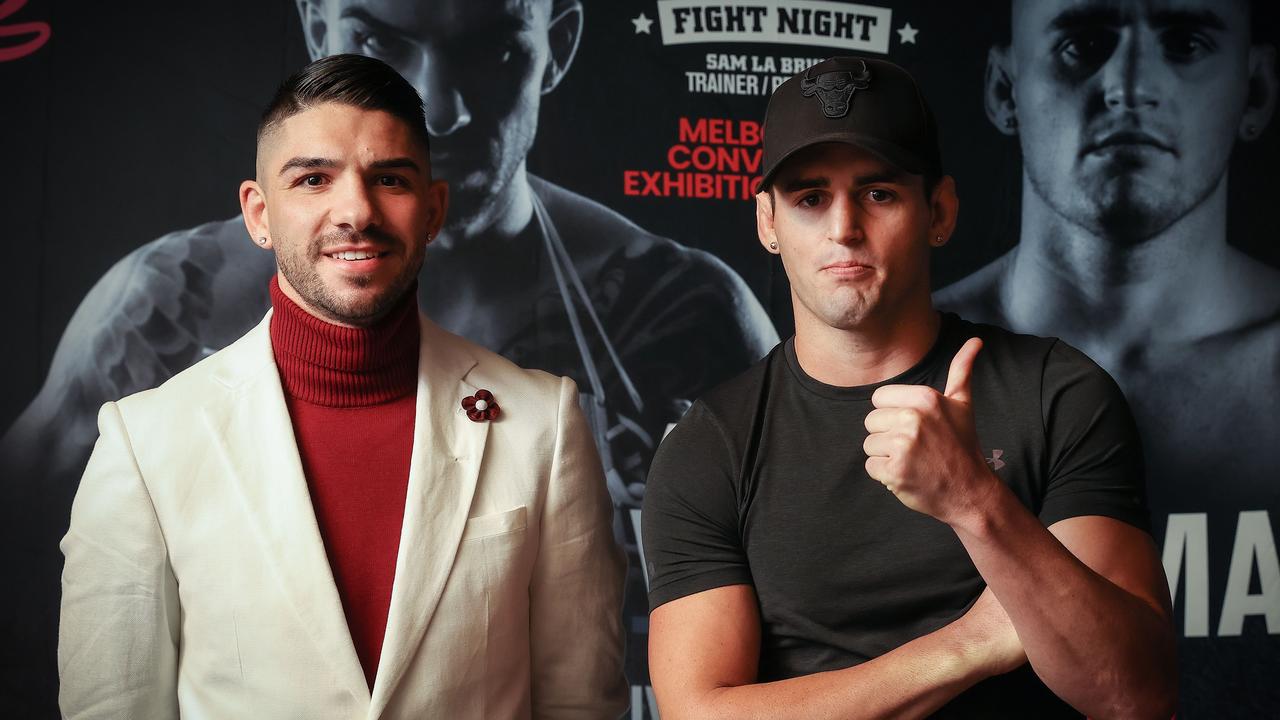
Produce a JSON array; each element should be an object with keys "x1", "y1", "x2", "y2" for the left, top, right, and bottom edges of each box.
[{"x1": 760, "y1": 56, "x2": 942, "y2": 189}]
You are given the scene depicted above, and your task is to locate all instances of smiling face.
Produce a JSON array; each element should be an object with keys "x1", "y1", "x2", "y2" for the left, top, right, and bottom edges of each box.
[
  {"x1": 758, "y1": 143, "x2": 948, "y2": 334},
  {"x1": 303, "y1": 0, "x2": 561, "y2": 236},
  {"x1": 1007, "y1": 0, "x2": 1254, "y2": 242},
  {"x1": 243, "y1": 101, "x2": 447, "y2": 326}
]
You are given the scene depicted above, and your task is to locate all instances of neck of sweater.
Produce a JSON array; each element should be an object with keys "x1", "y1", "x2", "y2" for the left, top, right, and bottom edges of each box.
[{"x1": 268, "y1": 276, "x2": 420, "y2": 407}]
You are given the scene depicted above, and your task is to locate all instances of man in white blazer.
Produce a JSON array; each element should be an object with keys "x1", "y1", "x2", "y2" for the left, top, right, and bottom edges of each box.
[{"x1": 58, "y1": 54, "x2": 627, "y2": 719}]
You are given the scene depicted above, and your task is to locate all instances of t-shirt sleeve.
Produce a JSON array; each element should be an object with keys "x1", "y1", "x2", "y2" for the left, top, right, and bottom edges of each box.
[
  {"x1": 1038, "y1": 340, "x2": 1151, "y2": 532},
  {"x1": 641, "y1": 400, "x2": 752, "y2": 610}
]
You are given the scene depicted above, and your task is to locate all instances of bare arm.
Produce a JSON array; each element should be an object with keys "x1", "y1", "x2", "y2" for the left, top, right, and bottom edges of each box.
[
  {"x1": 649, "y1": 584, "x2": 1025, "y2": 720},
  {"x1": 955, "y1": 501, "x2": 1176, "y2": 718},
  {"x1": 2, "y1": 235, "x2": 224, "y2": 484},
  {"x1": 2, "y1": 217, "x2": 268, "y2": 488},
  {"x1": 865, "y1": 338, "x2": 1176, "y2": 718}
]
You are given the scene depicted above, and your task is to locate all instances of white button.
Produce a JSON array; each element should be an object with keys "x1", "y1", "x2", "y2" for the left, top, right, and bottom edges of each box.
[{"x1": 475, "y1": 399, "x2": 488, "y2": 411}]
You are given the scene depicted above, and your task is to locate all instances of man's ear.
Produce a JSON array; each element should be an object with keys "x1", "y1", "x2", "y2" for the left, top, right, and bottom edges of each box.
[
  {"x1": 542, "y1": 0, "x2": 583, "y2": 94},
  {"x1": 756, "y1": 190, "x2": 781, "y2": 255},
  {"x1": 240, "y1": 180, "x2": 273, "y2": 251},
  {"x1": 425, "y1": 179, "x2": 450, "y2": 242},
  {"x1": 296, "y1": 0, "x2": 330, "y2": 61},
  {"x1": 1240, "y1": 44, "x2": 1278, "y2": 142},
  {"x1": 985, "y1": 45, "x2": 1018, "y2": 137},
  {"x1": 928, "y1": 176, "x2": 959, "y2": 247}
]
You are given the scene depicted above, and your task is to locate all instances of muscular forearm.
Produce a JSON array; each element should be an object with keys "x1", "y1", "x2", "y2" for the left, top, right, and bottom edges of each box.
[
  {"x1": 658, "y1": 619, "x2": 1007, "y2": 720},
  {"x1": 952, "y1": 485, "x2": 1176, "y2": 718}
]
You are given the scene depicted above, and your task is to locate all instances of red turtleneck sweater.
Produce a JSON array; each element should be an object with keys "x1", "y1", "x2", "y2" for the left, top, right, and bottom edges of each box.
[{"x1": 268, "y1": 277, "x2": 419, "y2": 690}]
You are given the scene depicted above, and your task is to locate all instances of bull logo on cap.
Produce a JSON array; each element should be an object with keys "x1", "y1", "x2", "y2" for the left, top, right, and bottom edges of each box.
[{"x1": 801, "y1": 61, "x2": 872, "y2": 119}]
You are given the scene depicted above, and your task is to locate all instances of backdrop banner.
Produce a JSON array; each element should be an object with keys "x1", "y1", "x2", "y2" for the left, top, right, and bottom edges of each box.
[{"x1": 2, "y1": 1, "x2": 1276, "y2": 716}]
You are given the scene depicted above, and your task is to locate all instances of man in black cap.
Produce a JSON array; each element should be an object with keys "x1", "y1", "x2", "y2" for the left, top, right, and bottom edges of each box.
[{"x1": 641, "y1": 56, "x2": 1176, "y2": 718}]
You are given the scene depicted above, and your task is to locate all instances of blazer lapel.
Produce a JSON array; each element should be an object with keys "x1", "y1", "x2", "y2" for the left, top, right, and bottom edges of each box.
[
  {"x1": 203, "y1": 314, "x2": 372, "y2": 707},
  {"x1": 369, "y1": 317, "x2": 488, "y2": 718}
]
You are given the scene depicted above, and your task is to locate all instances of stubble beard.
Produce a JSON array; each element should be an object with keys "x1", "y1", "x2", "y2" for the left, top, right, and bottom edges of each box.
[
  {"x1": 439, "y1": 120, "x2": 535, "y2": 239},
  {"x1": 442, "y1": 183, "x2": 491, "y2": 236},
  {"x1": 1030, "y1": 156, "x2": 1221, "y2": 246},
  {"x1": 276, "y1": 230, "x2": 424, "y2": 326}
]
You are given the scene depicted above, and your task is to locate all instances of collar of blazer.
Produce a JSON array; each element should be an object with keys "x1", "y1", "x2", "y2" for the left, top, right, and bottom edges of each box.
[{"x1": 201, "y1": 310, "x2": 490, "y2": 711}]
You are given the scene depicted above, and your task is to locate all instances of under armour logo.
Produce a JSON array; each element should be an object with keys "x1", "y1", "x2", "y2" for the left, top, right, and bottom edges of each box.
[
  {"x1": 985, "y1": 449, "x2": 1006, "y2": 471},
  {"x1": 800, "y1": 61, "x2": 872, "y2": 118}
]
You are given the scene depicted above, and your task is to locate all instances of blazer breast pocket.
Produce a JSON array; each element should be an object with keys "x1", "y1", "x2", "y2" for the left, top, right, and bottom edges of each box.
[
  {"x1": 462, "y1": 505, "x2": 528, "y2": 541},
  {"x1": 460, "y1": 506, "x2": 532, "y2": 616}
]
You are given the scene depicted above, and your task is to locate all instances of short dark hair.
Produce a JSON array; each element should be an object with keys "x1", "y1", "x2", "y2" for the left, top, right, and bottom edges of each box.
[{"x1": 258, "y1": 54, "x2": 431, "y2": 157}]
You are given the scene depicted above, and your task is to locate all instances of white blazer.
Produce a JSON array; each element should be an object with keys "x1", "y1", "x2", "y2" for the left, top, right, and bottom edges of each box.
[{"x1": 59, "y1": 312, "x2": 628, "y2": 719}]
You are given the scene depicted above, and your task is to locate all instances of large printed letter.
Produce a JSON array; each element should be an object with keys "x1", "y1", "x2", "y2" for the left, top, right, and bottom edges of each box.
[
  {"x1": 1218, "y1": 511, "x2": 1280, "y2": 636},
  {"x1": 1162, "y1": 513, "x2": 1210, "y2": 637}
]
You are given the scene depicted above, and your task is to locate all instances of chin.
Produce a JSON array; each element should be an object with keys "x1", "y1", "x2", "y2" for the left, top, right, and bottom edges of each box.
[
  {"x1": 321, "y1": 285, "x2": 411, "y2": 323},
  {"x1": 817, "y1": 300, "x2": 875, "y2": 331},
  {"x1": 443, "y1": 190, "x2": 492, "y2": 235},
  {"x1": 1087, "y1": 194, "x2": 1182, "y2": 244},
  {"x1": 1051, "y1": 171, "x2": 1178, "y2": 243}
]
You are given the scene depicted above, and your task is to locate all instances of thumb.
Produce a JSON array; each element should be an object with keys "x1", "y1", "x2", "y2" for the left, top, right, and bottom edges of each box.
[{"x1": 944, "y1": 337, "x2": 983, "y2": 403}]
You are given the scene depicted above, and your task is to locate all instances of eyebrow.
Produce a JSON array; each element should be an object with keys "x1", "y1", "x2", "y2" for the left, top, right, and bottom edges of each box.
[
  {"x1": 340, "y1": 6, "x2": 533, "y2": 42},
  {"x1": 853, "y1": 171, "x2": 909, "y2": 186},
  {"x1": 1149, "y1": 9, "x2": 1227, "y2": 32},
  {"x1": 1048, "y1": 6, "x2": 1125, "y2": 32},
  {"x1": 371, "y1": 157, "x2": 422, "y2": 173},
  {"x1": 278, "y1": 157, "x2": 338, "y2": 176},
  {"x1": 1048, "y1": 6, "x2": 1226, "y2": 32},
  {"x1": 777, "y1": 170, "x2": 908, "y2": 193},
  {"x1": 778, "y1": 176, "x2": 829, "y2": 193},
  {"x1": 277, "y1": 157, "x2": 422, "y2": 176},
  {"x1": 340, "y1": 7, "x2": 414, "y2": 42}
]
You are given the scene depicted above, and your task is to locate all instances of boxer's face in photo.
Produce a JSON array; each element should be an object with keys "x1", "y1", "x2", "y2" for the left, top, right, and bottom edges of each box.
[
  {"x1": 1002, "y1": 0, "x2": 1255, "y2": 242},
  {"x1": 301, "y1": 0, "x2": 577, "y2": 235}
]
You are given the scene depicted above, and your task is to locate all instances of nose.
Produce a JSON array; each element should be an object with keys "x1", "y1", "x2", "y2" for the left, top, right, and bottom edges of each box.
[
  {"x1": 409, "y1": 54, "x2": 472, "y2": 137},
  {"x1": 829, "y1": 195, "x2": 863, "y2": 246},
  {"x1": 329, "y1": 176, "x2": 381, "y2": 231},
  {"x1": 1101, "y1": 27, "x2": 1162, "y2": 112}
]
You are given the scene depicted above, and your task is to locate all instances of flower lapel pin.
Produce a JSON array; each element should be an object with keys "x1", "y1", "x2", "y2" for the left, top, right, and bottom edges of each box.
[{"x1": 461, "y1": 389, "x2": 500, "y2": 422}]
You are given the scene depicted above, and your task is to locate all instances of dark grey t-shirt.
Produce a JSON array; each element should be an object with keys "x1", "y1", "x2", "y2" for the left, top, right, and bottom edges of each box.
[{"x1": 642, "y1": 313, "x2": 1150, "y2": 717}]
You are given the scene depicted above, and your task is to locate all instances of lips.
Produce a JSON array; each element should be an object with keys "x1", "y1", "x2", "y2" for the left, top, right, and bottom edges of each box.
[
  {"x1": 327, "y1": 249, "x2": 386, "y2": 261},
  {"x1": 1083, "y1": 129, "x2": 1175, "y2": 156},
  {"x1": 429, "y1": 145, "x2": 470, "y2": 170},
  {"x1": 320, "y1": 244, "x2": 392, "y2": 266},
  {"x1": 430, "y1": 140, "x2": 490, "y2": 178},
  {"x1": 822, "y1": 260, "x2": 874, "y2": 279}
]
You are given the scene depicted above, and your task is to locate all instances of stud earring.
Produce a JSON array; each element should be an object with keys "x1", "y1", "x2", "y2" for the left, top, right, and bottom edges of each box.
[
  {"x1": 769, "y1": 241, "x2": 778, "y2": 251},
  {"x1": 1004, "y1": 116, "x2": 1016, "y2": 130},
  {"x1": 258, "y1": 237, "x2": 268, "y2": 245}
]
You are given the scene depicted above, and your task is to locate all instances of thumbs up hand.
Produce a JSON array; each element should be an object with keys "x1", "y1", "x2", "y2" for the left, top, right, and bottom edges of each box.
[{"x1": 863, "y1": 337, "x2": 998, "y2": 525}]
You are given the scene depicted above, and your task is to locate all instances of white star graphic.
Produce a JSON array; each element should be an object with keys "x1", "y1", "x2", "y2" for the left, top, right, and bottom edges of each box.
[
  {"x1": 632, "y1": 12, "x2": 654, "y2": 35},
  {"x1": 897, "y1": 22, "x2": 919, "y2": 45}
]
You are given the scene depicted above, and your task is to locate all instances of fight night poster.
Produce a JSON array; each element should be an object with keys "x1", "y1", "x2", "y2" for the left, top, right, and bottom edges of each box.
[{"x1": 1, "y1": 1, "x2": 1277, "y2": 716}]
